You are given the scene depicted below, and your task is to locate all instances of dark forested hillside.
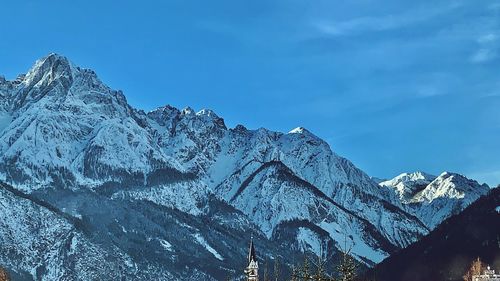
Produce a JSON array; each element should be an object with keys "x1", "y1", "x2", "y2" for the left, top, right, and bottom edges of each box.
[{"x1": 365, "y1": 187, "x2": 500, "y2": 281}]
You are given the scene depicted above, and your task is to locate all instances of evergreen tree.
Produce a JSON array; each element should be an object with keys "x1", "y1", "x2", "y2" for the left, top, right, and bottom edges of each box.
[
  {"x1": 290, "y1": 251, "x2": 334, "y2": 281},
  {"x1": 336, "y1": 250, "x2": 356, "y2": 281},
  {"x1": 335, "y1": 233, "x2": 356, "y2": 281},
  {"x1": 301, "y1": 256, "x2": 311, "y2": 280}
]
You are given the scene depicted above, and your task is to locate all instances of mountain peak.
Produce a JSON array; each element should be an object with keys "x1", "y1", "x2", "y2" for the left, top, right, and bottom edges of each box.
[
  {"x1": 34, "y1": 53, "x2": 72, "y2": 71},
  {"x1": 287, "y1": 127, "x2": 322, "y2": 141},
  {"x1": 23, "y1": 53, "x2": 76, "y2": 86},
  {"x1": 181, "y1": 107, "x2": 195, "y2": 115},
  {"x1": 380, "y1": 171, "x2": 437, "y2": 202},
  {"x1": 152, "y1": 104, "x2": 178, "y2": 113},
  {"x1": 196, "y1": 108, "x2": 219, "y2": 117},
  {"x1": 413, "y1": 172, "x2": 489, "y2": 204},
  {"x1": 380, "y1": 171, "x2": 436, "y2": 187},
  {"x1": 196, "y1": 108, "x2": 219, "y2": 118},
  {"x1": 233, "y1": 124, "x2": 248, "y2": 132},
  {"x1": 288, "y1": 126, "x2": 309, "y2": 134},
  {"x1": 147, "y1": 105, "x2": 181, "y2": 126},
  {"x1": 400, "y1": 171, "x2": 435, "y2": 182},
  {"x1": 46, "y1": 52, "x2": 69, "y2": 62},
  {"x1": 434, "y1": 172, "x2": 473, "y2": 185}
]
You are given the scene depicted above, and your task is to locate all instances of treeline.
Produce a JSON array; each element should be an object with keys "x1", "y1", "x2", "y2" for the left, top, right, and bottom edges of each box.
[
  {"x1": 228, "y1": 238, "x2": 377, "y2": 281},
  {"x1": 228, "y1": 253, "x2": 495, "y2": 281},
  {"x1": 287, "y1": 247, "x2": 358, "y2": 281}
]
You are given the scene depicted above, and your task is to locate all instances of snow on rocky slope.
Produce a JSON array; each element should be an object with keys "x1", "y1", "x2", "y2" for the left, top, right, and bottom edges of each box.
[
  {"x1": 1, "y1": 177, "x2": 300, "y2": 280},
  {"x1": 227, "y1": 160, "x2": 397, "y2": 263},
  {"x1": 0, "y1": 54, "x2": 185, "y2": 191},
  {"x1": 380, "y1": 172, "x2": 436, "y2": 202},
  {"x1": 0, "y1": 182, "x2": 141, "y2": 281},
  {"x1": 148, "y1": 108, "x2": 427, "y2": 251},
  {"x1": 380, "y1": 172, "x2": 489, "y2": 229},
  {"x1": 0, "y1": 54, "x2": 488, "y2": 278}
]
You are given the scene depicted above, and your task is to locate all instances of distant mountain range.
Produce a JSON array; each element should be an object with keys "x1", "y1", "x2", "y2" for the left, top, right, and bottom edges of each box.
[
  {"x1": 380, "y1": 171, "x2": 490, "y2": 229},
  {"x1": 365, "y1": 187, "x2": 500, "y2": 281},
  {"x1": 0, "y1": 54, "x2": 491, "y2": 280}
]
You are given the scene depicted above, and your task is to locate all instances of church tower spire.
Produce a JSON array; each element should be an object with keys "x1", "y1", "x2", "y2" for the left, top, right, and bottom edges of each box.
[{"x1": 244, "y1": 237, "x2": 259, "y2": 281}]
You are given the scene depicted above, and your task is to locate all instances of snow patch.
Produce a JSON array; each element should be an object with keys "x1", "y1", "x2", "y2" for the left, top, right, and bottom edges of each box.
[
  {"x1": 319, "y1": 221, "x2": 387, "y2": 264},
  {"x1": 297, "y1": 228, "x2": 322, "y2": 256},
  {"x1": 69, "y1": 235, "x2": 78, "y2": 255},
  {"x1": 288, "y1": 127, "x2": 307, "y2": 134},
  {"x1": 159, "y1": 239, "x2": 173, "y2": 252},
  {"x1": 196, "y1": 109, "x2": 219, "y2": 118},
  {"x1": 193, "y1": 233, "x2": 223, "y2": 260}
]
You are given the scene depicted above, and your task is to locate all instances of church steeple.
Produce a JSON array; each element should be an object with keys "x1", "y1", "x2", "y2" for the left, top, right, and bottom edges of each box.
[
  {"x1": 245, "y1": 237, "x2": 259, "y2": 281},
  {"x1": 248, "y1": 238, "x2": 257, "y2": 263}
]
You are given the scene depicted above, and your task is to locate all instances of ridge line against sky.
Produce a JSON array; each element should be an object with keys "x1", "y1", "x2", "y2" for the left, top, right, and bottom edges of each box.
[{"x1": 0, "y1": 0, "x2": 499, "y2": 185}]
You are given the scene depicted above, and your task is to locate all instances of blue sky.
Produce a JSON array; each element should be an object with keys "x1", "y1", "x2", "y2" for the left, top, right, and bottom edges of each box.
[{"x1": 1, "y1": 1, "x2": 499, "y2": 185}]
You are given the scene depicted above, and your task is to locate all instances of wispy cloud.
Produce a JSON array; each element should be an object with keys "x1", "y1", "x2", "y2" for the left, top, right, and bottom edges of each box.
[
  {"x1": 470, "y1": 32, "x2": 499, "y2": 63},
  {"x1": 313, "y1": 2, "x2": 464, "y2": 36},
  {"x1": 314, "y1": 15, "x2": 406, "y2": 36},
  {"x1": 477, "y1": 32, "x2": 499, "y2": 44},
  {"x1": 470, "y1": 48, "x2": 497, "y2": 63}
]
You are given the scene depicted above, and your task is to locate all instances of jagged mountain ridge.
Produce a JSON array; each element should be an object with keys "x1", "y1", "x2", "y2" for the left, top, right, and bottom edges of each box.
[
  {"x1": 0, "y1": 54, "x2": 302, "y2": 280},
  {"x1": 0, "y1": 54, "x2": 489, "y2": 279},
  {"x1": 380, "y1": 172, "x2": 490, "y2": 229},
  {"x1": 146, "y1": 104, "x2": 428, "y2": 252},
  {"x1": 0, "y1": 54, "x2": 187, "y2": 192},
  {"x1": 380, "y1": 171, "x2": 437, "y2": 202}
]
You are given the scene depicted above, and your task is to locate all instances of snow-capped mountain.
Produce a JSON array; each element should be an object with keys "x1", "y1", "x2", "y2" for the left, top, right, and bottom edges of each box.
[
  {"x1": 147, "y1": 107, "x2": 427, "y2": 252},
  {"x1": 0, "y1": 54, "x2": 185, "y2": 192},
  {"x1": 380, "y1": 172, "x2": 489, "y2": 229},
  {"x1": 0, "y1": 54, "x2": 293, "y2": 280},
  {"x1": 227, "y1": 160, "x2": 398, "y2": 263},
  {"x1": 380, "y1": 172, "x2": 437, "y2": 202},
  {"x1": 0, "y1": 54, "x2": 489, "y2": 279}
]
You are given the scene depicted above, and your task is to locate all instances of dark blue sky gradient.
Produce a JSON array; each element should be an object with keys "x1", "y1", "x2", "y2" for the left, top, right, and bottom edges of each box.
[{"x1": 1, "y1": 0, "x2": 499, "y2": 185}]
